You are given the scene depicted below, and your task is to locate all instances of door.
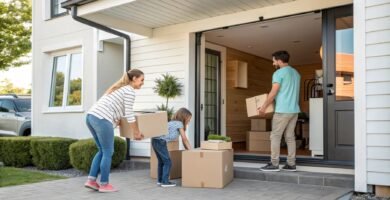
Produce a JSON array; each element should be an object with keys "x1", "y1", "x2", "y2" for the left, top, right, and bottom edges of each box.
[
  {"x1": 323, "y1": 5, "x2": 354, "y2": 162},
  {"x1": 203, "y1": 48, "x2": 222, "y2": 140},
  {"x1": 0, "y1": 99, "x2": 18, "y2": 135}
]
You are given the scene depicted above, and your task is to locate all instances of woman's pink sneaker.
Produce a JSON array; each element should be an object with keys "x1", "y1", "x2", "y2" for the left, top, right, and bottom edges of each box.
[
  {"x1": 99, "y1": 184, "x2": 118, "y2": 193},
  {"x1": 84, "y1": 180, "x2": 100, "y2": 191}
]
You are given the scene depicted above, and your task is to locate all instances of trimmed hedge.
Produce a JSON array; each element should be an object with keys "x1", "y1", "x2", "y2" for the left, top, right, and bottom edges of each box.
[
  {"x1": 69, "y1": 136, "x2": 126, "y2": 173},
  {"x1": 0, "y1": 137, "x2": 33, "y2": 167},
  {"x1": 30, "y1": 137, "x2": 77, "y2": 170}
]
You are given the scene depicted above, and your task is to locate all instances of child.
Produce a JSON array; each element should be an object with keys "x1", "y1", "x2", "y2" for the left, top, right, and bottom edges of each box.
[{"x1": 151, "y1": 108, "x2": 192, "y2": 187}]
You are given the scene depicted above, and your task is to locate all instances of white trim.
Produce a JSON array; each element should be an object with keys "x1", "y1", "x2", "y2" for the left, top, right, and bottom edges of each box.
[
  {"x1": 41, "y1": 41, "x2": 83, "y2": 53},
  {"x1": 92, "y1": 28, "x2": 99, "y2": 101},
  {"x1": 354, "y1": 0, "x2": 368, "y2": 192},
  {"x1": 42, "y1": 108, "x2": 84, "y2": 113},
  {"x1": 78, "y1": 0, "x2": 136, "y2": 16},
  {"x1": 46, "y1": 48, "x2": 84, "y2": 113},
  {"x1": 205, "y1": 42, "x2": 227, "y2": 137}
]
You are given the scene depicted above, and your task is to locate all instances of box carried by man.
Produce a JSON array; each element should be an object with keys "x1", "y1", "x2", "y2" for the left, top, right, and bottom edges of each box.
[
  {"x1": 246, "y1": 94, "x2": 274, "y2": 118},
  {"x1": 119, "y1": 111, "x2": 168, "y2": 140}
]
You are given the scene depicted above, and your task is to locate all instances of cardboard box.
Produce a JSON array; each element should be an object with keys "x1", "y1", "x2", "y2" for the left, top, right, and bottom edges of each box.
[
  {"x1": 246, "y1": 94, "x2": 274, "y2": 118},
  {"x1": 150, "y1": 150, "x2": 182, "y2": 179},
  {"x1": 246, "y1": 131, "x2": 271, "y2": 152},
  {"x1": 182, "y1": 149, "x2": 233, "y2": 189},
  {"x1": 201, "y1": 141, "x2": 232, "y2": 150},
  {"x1": 251, "y1": 119, "x2": 272, "y2": 131},
  {"x1": 119, "y1": 111, "x2": 168, "y2": 139}
]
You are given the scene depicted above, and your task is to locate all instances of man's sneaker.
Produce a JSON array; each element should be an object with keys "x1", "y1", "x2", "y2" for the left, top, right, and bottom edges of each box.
[
  {"x1": 99, "y1": 184, "x2": 118, "y2": 193},
  {"x1": 260, "y1": 162, "x2": 280, "y2": 172},
  {"x1": 84, "y1": 180, "x2": 100, "y2": 191},
  {"x1": 160, "y1": 181, "x2": 176, "y2": 188},
  {"x1": 157, "y1": 182, "x2": 161, "y2": 186},
  {"x1": 282, "y1": 164, "x2": 297, "y2": 172}
]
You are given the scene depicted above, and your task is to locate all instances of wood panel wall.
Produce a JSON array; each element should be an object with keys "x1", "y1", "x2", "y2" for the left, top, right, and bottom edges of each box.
[
  {"x1": 226, "y1": 48, "x2": 274, "y2": 142},
  {"x1": 223, "y1": 45, "x2": 322, "y2": 142}
]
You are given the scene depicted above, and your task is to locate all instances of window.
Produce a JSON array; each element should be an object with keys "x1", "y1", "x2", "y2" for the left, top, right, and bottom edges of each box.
[
  {"x1": 49, "y1": 51, "x2": 83, "y2": 110},
  {"x1": 51, "y1": 0, "x2": 67, "y2": 18},
  {"x1": 0, "y1": 100, "x2": 16, "y2": 113}
]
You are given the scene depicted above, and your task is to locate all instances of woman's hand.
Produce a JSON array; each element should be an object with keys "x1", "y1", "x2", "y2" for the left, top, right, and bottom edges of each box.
[{"x1": 134, "y1": 131, "x2": 144, "y2": 140}]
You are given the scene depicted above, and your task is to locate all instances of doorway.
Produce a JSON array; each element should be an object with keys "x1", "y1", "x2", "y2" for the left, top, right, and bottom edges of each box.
[{"x1": 195, "y1": 5, "x2": 355, "y2": 165}]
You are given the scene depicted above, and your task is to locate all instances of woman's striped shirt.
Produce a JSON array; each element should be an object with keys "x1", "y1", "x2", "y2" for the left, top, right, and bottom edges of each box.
[{"x1": 88, "y1": 85, "x2": 136, "y2": 125}]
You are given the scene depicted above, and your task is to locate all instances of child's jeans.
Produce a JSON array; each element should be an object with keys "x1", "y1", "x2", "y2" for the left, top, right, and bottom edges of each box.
[{"x1": 151, "y1": 138, "x2": 171, "y2": 184}]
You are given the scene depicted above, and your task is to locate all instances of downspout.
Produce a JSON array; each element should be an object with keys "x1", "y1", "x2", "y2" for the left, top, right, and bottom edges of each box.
[{"x1": 70, "y1": 6, "x2": 132, "y2": 160}]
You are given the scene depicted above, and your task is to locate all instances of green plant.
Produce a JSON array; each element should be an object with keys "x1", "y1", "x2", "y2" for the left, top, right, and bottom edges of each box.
[
  {"x1": 69, "y1": 136, "x2": 126, "y2": 173},
  {"x1": 207, "y1": 134, "x2": 232, "y2": 142},
  {"x1": 0, "y1": 137, "x2": 32, "y2": 167},
  {"x1": 153, "y1": 74, "x2": 183, "y2": 120},
  {"x1": 30, "y1": 137, "x2": 77, "y2": 170}
]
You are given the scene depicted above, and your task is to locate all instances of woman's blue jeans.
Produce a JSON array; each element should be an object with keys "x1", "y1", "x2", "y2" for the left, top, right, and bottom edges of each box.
[{"x1": 86, "y1": 114, "x2": 114, "y2": 185}]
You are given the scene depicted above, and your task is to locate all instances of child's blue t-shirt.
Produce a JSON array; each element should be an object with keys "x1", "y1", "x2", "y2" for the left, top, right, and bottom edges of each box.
[{"x1": 158, "y1": 120, "x2": 184, "y2": 142}]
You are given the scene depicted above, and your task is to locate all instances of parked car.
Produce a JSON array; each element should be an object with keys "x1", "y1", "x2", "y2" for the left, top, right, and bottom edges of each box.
[{"x1": 0, "y1": 95, "x2": 31, "y2": 136}]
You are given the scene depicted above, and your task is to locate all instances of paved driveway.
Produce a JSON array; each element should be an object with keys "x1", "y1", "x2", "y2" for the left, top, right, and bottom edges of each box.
[{"x1": 0, "y1": 169, "x2": 351, "y2": 200}]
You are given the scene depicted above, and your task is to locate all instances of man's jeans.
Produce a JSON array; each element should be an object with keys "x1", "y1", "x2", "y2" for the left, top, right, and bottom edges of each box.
[
  {"x1": 151, "y1": 138, "x2": 171, "y2": 184},
  {"x1": 271, "y1": 113, "x2": 298, "y2": 166},
  {"x1": 86, "y1": 114, "x2": 114, "y2": 185}
]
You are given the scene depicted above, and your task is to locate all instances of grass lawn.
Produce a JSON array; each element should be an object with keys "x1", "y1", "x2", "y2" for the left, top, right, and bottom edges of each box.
[{"x1": 0, "y1": 167, "x2": 66, "y2": 187}]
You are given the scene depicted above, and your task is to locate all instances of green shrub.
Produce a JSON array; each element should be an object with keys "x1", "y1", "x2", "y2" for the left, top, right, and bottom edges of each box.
[
  {"x1": 69, "y1": 136, "x2": 126, "y2": 173},
  {"x1": 207, "y1": 134, "x2": 232, "y2": 142},
  {"x1": 0, "y1": 137, "x2": 32, "y2": 167},
  {"x1": 30, "y1": 137, "x2": 77, "y2": 170}
]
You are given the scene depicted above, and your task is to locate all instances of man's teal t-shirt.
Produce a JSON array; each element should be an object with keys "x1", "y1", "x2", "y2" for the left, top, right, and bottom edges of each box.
[{"x1": 272, "y1": 66, "x2": 301, "y2": 113}]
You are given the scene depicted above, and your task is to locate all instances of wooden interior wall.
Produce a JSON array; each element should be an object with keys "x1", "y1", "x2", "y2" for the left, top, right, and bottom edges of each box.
[
  {"x1": 222, "y1": 43, "x2": 323, "y2": 142},
  {"x1": 226, "y1": 47, "x2": 273, "y2": 142}
]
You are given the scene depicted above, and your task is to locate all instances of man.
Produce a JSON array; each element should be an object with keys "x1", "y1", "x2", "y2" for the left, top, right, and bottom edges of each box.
[{"x1": 258, "y1": 50, "x2": 300, "y2": 172}]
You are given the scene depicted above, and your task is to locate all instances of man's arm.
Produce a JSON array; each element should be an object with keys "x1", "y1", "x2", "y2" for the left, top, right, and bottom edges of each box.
[{"x1": 258, "y1": 83, "x2": 280, "y2": 115}]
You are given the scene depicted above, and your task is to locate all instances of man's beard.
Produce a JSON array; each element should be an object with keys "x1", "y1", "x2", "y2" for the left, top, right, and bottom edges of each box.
[{"x1": 274, "y1": 64, "x2": 280, "y2": 70}]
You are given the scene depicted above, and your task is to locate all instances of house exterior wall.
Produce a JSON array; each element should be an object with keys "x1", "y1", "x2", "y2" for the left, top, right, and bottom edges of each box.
[
  {"x1": 364, "y1": 0, "x2": 390, "y2": 187},
  {"x1": 32, "y1": 1, "x2": 96, "y2": 139},
  {"x1": 96, "y1": 41, "x2": 124, "y2": 99}
]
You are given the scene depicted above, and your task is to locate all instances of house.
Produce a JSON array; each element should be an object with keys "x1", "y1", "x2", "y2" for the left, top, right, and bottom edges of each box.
[{"x1": 32, "y1": 0, "x2": 390, "y2": 193}]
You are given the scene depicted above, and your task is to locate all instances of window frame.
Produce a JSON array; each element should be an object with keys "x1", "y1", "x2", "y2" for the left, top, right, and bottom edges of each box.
[
  {"x1": 50, "y1": 0, "x2": 68, "y2": 18},
  {"x1": 48, "y1": 49, "x2": 83, "y2": 113}
]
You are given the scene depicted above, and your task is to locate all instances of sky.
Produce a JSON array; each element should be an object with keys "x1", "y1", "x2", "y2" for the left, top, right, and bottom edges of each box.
[{"x1": 0, "y1": 63, "x2": 32, "y2": 89}]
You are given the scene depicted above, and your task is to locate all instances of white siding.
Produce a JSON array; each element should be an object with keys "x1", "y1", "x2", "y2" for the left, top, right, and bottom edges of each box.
[
  {"x1": 128, "y1": 33, "x2": 191, "y2": 156},
  {"x1": 365, "y1": 0, "x2": 390, "y2": 186}
]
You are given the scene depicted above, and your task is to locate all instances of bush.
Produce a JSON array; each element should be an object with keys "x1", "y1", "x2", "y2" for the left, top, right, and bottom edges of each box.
[
  {"x1": 0, "y1": 137, "x2": 32, "y2": 167},
  {"x1": 207, "y1": 134, "x2": 232, "y2": 142},
  {"x1": 69, "y1": 136, "x2": 126, "y2": 173},
  {"x1": 30, "y1": 137, "x2": 77, "y2": 170}
]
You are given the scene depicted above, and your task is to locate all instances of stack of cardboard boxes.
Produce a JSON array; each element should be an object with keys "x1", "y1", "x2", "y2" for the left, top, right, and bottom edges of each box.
[
  {"x1": 182, "y1": 140, "x2": 234, "y2": 189},
  {"x1": 247, "y1": 119, "x2": 272, "y2": 152},
  {"x1": 246, "y1": 94, "x2": 274, "y2": 152}
]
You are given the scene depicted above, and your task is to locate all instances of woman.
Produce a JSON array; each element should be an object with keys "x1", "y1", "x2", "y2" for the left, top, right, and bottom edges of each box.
[{"x1": 84, "y1": 69, "x2": 145, "y2": 193}]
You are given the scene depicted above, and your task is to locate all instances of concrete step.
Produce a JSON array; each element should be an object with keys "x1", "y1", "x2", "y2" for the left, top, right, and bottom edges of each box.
[
  {"x1": 120, "y1": 159, "x2": 354, "y2": 189},
  {"x1": 234, "y1": 167, "x2": 354, "y2": 188}
]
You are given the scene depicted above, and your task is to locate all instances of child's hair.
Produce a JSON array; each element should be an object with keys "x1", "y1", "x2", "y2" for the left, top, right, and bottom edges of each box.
[
  {"x1": 105, "y1": 69, "x2": 144, "y2": 95},
  {"x1": 172, "y1": 108, "x2": 192, "y2": 131}
]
